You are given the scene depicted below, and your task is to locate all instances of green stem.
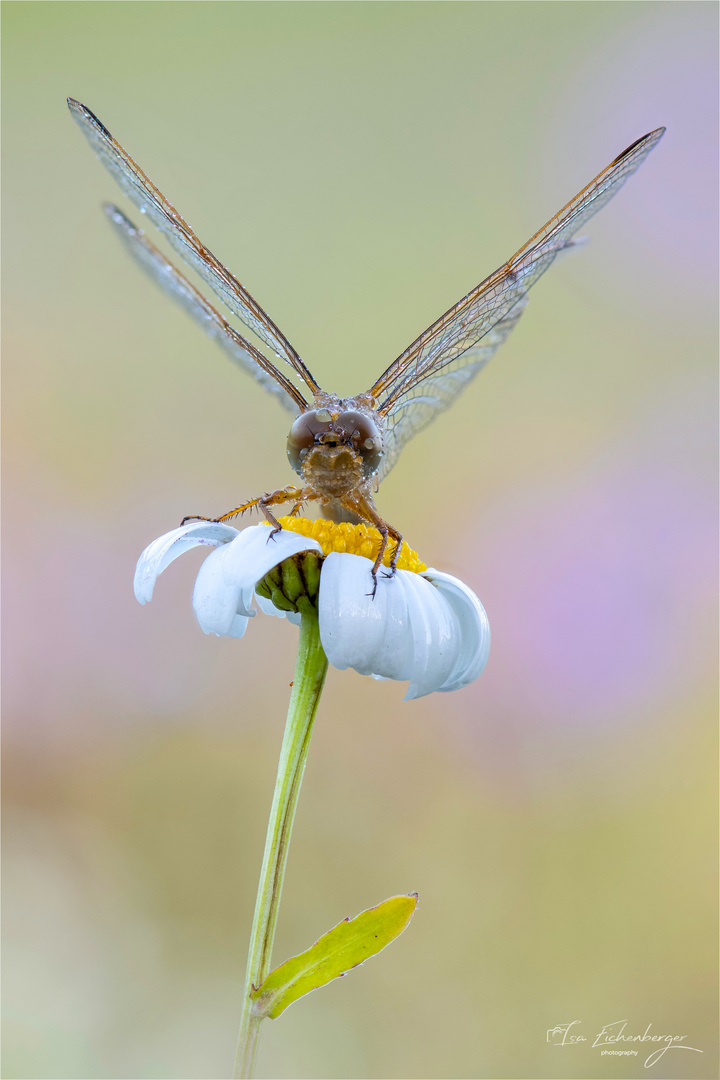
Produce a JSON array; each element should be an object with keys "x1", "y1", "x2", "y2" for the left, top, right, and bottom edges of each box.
[{"x1": 233, "y1": 611, "x2": 329, "y2": 1079}]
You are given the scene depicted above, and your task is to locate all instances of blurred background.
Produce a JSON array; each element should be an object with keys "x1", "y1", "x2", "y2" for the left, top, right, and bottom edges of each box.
[{"x1": 2, "y1": 3, "x2": 717, "y2": 1078}]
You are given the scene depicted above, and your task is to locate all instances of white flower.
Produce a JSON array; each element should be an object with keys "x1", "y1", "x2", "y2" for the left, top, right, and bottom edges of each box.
[{"x1": 134, "y1": 521, "x2": 490, "y2": 700}]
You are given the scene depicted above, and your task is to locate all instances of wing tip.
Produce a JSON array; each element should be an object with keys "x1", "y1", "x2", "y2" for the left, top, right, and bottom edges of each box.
[
  {"x1": 611, "y1": 126, "x2": 666, "y2": 166},
  {"x1": 103, "y1": 203, "x2": 138, "y2": 235},
  {"x1": 67, "y1": 97, "x2": 112, "y2": 139}
]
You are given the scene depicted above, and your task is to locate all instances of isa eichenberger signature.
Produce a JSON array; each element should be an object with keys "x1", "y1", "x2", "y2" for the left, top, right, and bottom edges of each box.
[{"x1": 546, "y1": 1019, "x2": 703, "y2": 1069}]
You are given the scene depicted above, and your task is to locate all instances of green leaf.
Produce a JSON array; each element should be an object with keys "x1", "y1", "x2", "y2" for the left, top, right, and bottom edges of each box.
[{"x1": 251, "y1": 893, "x2": 419, "y2": 1019}]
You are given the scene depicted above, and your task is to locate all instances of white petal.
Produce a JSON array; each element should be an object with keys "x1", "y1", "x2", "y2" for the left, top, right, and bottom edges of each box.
[
  {"x1": 255, "y1": 592, "x2": 302, "y2": 625},
  {"x1": 318, "y1": 554, "x2": 456, "y2": 696},
  {"x1": 423, "y1": 570, "x2": 491, "y2": 692},
  {"x1": 255, "y1": 592, "x2": 287, "y2": 619},
  {"x1": 134, "y1": 521, "x2": 239, "y2": 604},
  {"x1": 401, "y1": 572, "x2": 462, "y2": 701},
  {"x1": 227, "y1": 614, "x2": 251, "y2": 638},
  {"x1": 192, "y1": 525, "x2": 322, "y2": 637},
  {"x1": 319, "y1": 553, "x2": 488, "y2": 700},
  {"x1": 318, "y1": 553, "x2": 413, "y2": 679},
  {"x1": 192, "y1": 544, "x2": 254, "y2": 636}
]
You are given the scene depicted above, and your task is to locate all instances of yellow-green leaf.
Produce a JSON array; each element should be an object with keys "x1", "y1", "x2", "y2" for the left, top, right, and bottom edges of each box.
[{"x1": 251, "y1": 893, "x2": 418, "y2": 1019}]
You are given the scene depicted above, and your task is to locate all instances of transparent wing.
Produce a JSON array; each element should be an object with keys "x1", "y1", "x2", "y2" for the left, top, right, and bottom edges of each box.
[
  {"x1": 68, "y1": 98, "x2": 321, "y2": 395},
  {"x1": 376, "y1": 297, "x2": 527, "y2": 481},
  {"x1": 104, "y1": 205, "x2": 306, "y2": 414},
  {"x1": 370, "y1": 127, "x2": 665, "y2": 471}
]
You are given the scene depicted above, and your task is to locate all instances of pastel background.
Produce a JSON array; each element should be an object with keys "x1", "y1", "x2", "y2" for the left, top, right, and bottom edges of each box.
[{"x1": 3, "y1": 3, "x2": 717, "y2": 1079}]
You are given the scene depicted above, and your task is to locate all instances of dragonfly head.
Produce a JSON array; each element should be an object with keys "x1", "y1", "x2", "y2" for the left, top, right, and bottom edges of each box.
[{"x1": 287, "y1": 405, "x2": 383, "y2": 483}]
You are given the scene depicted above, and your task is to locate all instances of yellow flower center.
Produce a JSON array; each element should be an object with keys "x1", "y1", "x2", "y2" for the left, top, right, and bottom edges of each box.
[{"x1": 269, "y1": 517, "x2": 428, "y2": 573}]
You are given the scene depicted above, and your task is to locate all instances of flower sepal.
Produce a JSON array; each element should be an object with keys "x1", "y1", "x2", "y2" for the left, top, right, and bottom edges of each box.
[{"x1": 256, "y1": 551, "x2": 323, "y2": 616}]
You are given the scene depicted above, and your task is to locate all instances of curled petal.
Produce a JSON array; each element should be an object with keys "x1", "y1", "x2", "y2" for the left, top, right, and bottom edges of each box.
[
  {"x1": 255, "y1": 593, "x2": 302, "y2": 626},
  {"x1": 134, "y1": 521, "x2": 239, "y2": 604},
  {"x1": 423, "y1": 570, "x2": 491, "y2": 692},
  {"x1": 318, "y1": 553, "x2": 411, "y2": 679},
  {"x1": 318, "y1": 553, "x2": 483, "y2": 699},
  {"x1": 192, "y1": 526, "x2": 322, "y2": 637},
  {"x1": 192, "y1": 544, "x2": 254, "y2": 638},
  {"x1": 401, "y1": 571, "x2": 463, "y2": 701}
]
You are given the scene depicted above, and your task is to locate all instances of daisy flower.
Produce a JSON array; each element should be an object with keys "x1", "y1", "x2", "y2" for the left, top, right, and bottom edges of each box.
[{"x1": 134, "y1": 517, "x2": 490, "y2": 700}]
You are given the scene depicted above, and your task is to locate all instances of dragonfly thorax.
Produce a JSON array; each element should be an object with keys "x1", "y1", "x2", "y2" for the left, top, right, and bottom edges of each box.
[{"x1": 287, "y1": 404, "x2": 383, "y2": 495}]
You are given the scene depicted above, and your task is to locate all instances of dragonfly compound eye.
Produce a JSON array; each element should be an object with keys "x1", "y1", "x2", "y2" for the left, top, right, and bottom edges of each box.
[
  {"x1": 287, "y1": 410, "x2": 335, "y2": 473},
  {"x1": 334, "y1": 411, "x2": 383, "y2": 476},
  {"x1": 287, "y1": 409, "x2": 383, "y2": 477}
]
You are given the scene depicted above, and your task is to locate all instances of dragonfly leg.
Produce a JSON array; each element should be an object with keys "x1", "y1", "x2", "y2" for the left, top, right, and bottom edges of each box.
[
  {"x1": 288, "y1": 495, "x2": 308, "y2": 517},
  {"x1": 372, "y1": 520, "x2": 403, "y2": 580},
  {"x1": 386, "y1": 523, "x2": 404, "y2": 574},
  {"x1": 181, "y1": 499, "x2": 261, "y2": 526},
  {"x1": 340, "y1": 492, "x2": 403, "y2": 596},
  {"x1": 366, "y1": 520, "x2": 403, "y2": 596},
  {"x1": 259, "y1": 487, "x2": 316, "y2": 534},
  {"x1": 181, "y1": 486, "x2": 306, "y2": 529}
]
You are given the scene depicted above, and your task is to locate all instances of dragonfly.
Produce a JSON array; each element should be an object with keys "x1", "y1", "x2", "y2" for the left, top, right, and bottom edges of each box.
[{"x1": 68, "y1": 98, "x2": 664, "y2": 586}]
